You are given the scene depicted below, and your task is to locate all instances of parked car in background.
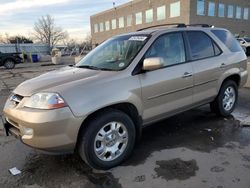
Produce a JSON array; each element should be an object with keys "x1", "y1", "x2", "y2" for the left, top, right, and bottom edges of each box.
[
  {"x1": 2, "y1": 24, "x2": 248, "y2": 169},
  {"x1": 0, "y1": 52, "x2": 23, "y2": 69},
  {"x1": 237, "y1": 38, "x2": 250, "y2": 55}
]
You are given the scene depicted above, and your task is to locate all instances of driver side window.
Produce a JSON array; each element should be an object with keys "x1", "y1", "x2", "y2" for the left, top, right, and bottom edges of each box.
[{"x1": 145, "y1": 32, "x2": 186, "y2": 67}]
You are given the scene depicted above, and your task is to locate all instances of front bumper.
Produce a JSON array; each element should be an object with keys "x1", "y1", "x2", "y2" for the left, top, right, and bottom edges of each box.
[{"x1": 3, "y1": 106, "x2": 83, "y2": 152}]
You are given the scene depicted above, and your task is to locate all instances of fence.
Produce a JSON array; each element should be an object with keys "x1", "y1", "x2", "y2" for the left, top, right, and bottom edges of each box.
[{"x1": 0, "y1": 44, "x2": 50, "y2": 55}]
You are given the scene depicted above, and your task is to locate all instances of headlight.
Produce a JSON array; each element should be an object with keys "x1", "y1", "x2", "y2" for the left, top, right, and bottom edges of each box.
[{"x1": 24, "y1": 93, "x2": 66, "y2": 109}]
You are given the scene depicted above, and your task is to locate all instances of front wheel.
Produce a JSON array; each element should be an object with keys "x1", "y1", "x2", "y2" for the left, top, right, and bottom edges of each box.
[
  {"x1": 210, "y1": 80, "x2": 238, "y2": 117},
  {"x1": 78, "y1": 109, "x2": 136, "y2": 169},
  {"x1": 4, "y1": 59, "x2": 15, "y2": 69}
]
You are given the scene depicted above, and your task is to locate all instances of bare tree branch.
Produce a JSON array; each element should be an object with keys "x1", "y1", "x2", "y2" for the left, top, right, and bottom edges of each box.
[{"x1": 33, "y1": 15, "x2": 68, "y2": 48}]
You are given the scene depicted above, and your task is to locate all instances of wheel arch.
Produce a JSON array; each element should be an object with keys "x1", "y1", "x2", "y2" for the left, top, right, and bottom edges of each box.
[
  {"x1": 75, "y1": 102, "x2": 142, "y2": 151},
  {"x1": 3, "y1": 57, "x2": 16, "y2": 63},
  {"x1": 246, "y1": 46, "x2": 250, "y2": 54},
  {"x1": 217, "y1": 67, "x2": 242, "y2": 93},
  {"x1": 221, "y1": 74, "x2": 241, "y2": 88}
]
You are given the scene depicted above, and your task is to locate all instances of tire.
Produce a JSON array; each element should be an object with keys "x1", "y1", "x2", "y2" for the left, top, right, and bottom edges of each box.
[
  {"x1": 210, "y1": 80, "x2": 238, "y2": 117},
  {"x1": 247, "y1": 47, "x2": 250, "y2": 56},
  {"x1": 4, "y1": 59, "x2": 15, "y2": 69},
  {"x1": 78, "y1": 109, "x2": 136, "y2": 170}
]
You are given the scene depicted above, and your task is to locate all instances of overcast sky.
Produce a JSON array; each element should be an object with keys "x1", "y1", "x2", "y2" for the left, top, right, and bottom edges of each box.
[{"x1": 0, "y1": 0, "x2": 129, "y2": 41}]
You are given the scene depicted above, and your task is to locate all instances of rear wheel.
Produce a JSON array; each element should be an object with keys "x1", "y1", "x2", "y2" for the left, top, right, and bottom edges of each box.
[
  {"x1": 247, "y1": 47, "x2": 250, "y2": 56},
  {"x1": 78, "y1": 109, "x2": 136, "y2": 169},
  {"x1": 4, "y1": 59, "x2": 15, "y2": 69},
  {"x1": 210, "y1": 80, "x2": 238, "y2": 117}
]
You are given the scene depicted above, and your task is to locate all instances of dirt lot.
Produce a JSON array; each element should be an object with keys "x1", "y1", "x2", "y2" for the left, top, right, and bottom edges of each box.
[{"x1": 0, "y1": 62, "x2": 250, "y2": 188}]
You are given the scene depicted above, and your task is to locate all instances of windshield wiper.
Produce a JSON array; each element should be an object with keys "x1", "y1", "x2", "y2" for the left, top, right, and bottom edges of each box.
[
  {"x1": 76, "y1": 65, "x2": 100, "y2": 70},
  {"x1": 76, "y1": 65, "x2": 113, "y2": 71}
]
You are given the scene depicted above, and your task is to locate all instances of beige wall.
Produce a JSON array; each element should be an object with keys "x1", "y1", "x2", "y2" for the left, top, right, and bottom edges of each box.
[
  {"x1": 90, "y1": 0, "x2": 250, "y2": 44},
  {"x1": 189, "y1": 0, "x2": 250, "y2": 36},
  {"x1": 90, "y1": 0, "x2": 191, "y2": 44}
]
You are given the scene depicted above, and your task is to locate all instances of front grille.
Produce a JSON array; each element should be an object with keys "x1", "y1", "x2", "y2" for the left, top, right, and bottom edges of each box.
[
  {"x1": 5, "y1": 121, "x2": 21, "y2": 137},
  {"x1": 5, "y1": 117, "x2": 21, "y2": 137},
  {"x1": 6, "y1": 117, "x2": 19, "y2": 128}
]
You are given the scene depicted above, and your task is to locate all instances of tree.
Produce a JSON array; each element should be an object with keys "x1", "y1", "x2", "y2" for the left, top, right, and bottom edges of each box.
[
  {"x1": 8, "y1": 35, "x2": 33, "y2": 44},
  {"x1": 0, "y1": 33, "x2": 8, "y2": 44},
  {"x1": 0, "y1": 35, "x2": 4, "y2": 43},
  {"x1": 84, "y1": 34, "x2": 92, "y2": 45},
  {"x1": 33, "y1": 15, "x2": 68, "y2": 48}
]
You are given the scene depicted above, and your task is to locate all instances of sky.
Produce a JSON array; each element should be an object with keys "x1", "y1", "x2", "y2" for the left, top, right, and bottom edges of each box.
[{"x1": 0, "y1": 0, "x2": 130, "y2": 41}]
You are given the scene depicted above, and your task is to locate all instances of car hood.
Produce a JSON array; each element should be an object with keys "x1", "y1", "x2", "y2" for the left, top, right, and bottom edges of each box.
[{"x1": 14, "y1": 66, "x2": 108, "y2": 96}]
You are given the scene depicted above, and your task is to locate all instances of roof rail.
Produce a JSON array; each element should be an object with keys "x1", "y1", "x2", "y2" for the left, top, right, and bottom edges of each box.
[
  {"x1": 137, "y1": 23, "x2": 186, "y2": 31},
  {"x1": 187, "y1": 24, "x2": 213, "y2": 28}
]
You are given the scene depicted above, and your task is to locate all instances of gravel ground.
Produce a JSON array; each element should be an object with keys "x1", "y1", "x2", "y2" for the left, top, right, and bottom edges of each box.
[{"x1": 0, "y1": 61, "x2": 250, "y2": 188}]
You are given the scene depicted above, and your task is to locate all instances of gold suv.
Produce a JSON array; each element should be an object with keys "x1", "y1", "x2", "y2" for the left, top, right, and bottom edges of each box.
[{"x1": 3, "y1": 24, "x2": 248, "y2": 169}]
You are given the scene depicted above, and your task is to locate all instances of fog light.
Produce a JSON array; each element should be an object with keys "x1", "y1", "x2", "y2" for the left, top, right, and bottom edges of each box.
[
  {"x1": 21, "y1": 127, "x2": 33, "y2": 139},
  {"x1": 23, "y1": 127, "x2": 33, "y2": 135}
]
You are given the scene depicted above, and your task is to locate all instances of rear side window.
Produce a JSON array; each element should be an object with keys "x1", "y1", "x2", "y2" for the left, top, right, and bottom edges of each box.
[
  {"x1": 211, "y1": 30, "x2": 242, "y2": 52},
  {"x1": 186, "y1": 31, "x2": 219, "y2": 60}
]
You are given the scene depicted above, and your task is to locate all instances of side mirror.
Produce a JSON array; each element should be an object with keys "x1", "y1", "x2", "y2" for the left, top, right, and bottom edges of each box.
[
  {"x1": 143, "y1": 57, "x2": 164, "y2": 71},
  {"x1": 242, "y1": 41, "x2": 246, "y2": 44}
]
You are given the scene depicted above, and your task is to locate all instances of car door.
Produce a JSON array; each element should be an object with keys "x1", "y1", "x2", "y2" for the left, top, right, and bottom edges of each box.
[
  {"x1": 139, "y1": 32, "x2": 194, "y2": 124},
  {"x1": 185, "y1": 31, "x2": 223, "y2": 105}
]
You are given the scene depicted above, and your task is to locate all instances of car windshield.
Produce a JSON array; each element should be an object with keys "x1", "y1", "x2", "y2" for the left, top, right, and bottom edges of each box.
[
  {"x1": 244, "y1": 38, "x2": 250, "y2": 42},
  {"x1": 76, "y1": 35, "x2": 149, "y2": 71}
]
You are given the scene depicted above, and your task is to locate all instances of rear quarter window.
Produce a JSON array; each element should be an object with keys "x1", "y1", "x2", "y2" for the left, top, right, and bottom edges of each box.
[
  {"x1": 186, "y1": 31, "x2": 220, "y2": 60},
  {"x1": 211, "y1": 30, "x2": 243, "y2": 52}
]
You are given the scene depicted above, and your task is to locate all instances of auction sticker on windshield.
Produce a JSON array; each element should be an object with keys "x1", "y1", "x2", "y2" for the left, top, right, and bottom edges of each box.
[{"x1": 128, "y1": 36, "x2": 147, "y2": 41}]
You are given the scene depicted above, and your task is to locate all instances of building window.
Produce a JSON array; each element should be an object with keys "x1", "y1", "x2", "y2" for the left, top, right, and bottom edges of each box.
[
  {"x1": 112, "y1": 19, "x2": 116, "y2": 29},
  {"x1": 94, "y1": 24, "x2": 98, "y2": 33},
  {"x1": 105, "y1": 21, "x2": 110, "y2": 31},
  {"x1": 119, "y1": 17, "x2": 124, "y2": 28},
  {"x1": 208, "y1": 1, "x2": 215, "y2": 17},
  {"x1": 244, "y1": 8, "x2": 249, "y2": 20},
  {"x1": 135, "y1": 12, "x2": 142, "y2": 25},
  {"x1": 127, "y1": 15, "x2": 132, "y2": 26},
  {"x1": 236, "y1": 6, "x2": 242, "y2": 19},
  {"x1": 145, "y1": 9, "x2": 153, "y2": 23},
  {"x1": 157, "y1": 5, "x2": 166, "y2": 21},
  {"x1": 170, "y1": 1, "x2": 180, "y2": 18},
  {"x1": 99, "y1": 22, "x2": 104, "y2": 32},
  {"x1": 197, "y1": 0, "x2": 205, "y2": 16},
  {"x1": 227, "y1": 5, "x2": 234, "y2": 18},
  {"x1": 218, "y1": 3, "x2": 225, "y2": 17}
]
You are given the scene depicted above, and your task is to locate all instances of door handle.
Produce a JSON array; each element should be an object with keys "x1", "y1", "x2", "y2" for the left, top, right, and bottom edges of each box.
[
  {"x1": 182, "y1": 72, "x2": 193, "y2": 78},
  {"x1": 220, "y1": 63, "x2": 227, "y2": 68}
]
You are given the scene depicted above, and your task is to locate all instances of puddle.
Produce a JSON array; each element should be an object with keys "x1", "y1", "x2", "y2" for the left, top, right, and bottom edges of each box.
[
  {"x1": 154, "y1": 158, "x2": 198, "y2": 180},
  {"x1": 123, "y1": 106, "x2": 250, "y2": 166},
  {"x1": 14, "y1": 154, "x2": 121, "y2": 188},
  {"x1": 133, "y1": 175, "x2": 146, "y2": 182}
]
